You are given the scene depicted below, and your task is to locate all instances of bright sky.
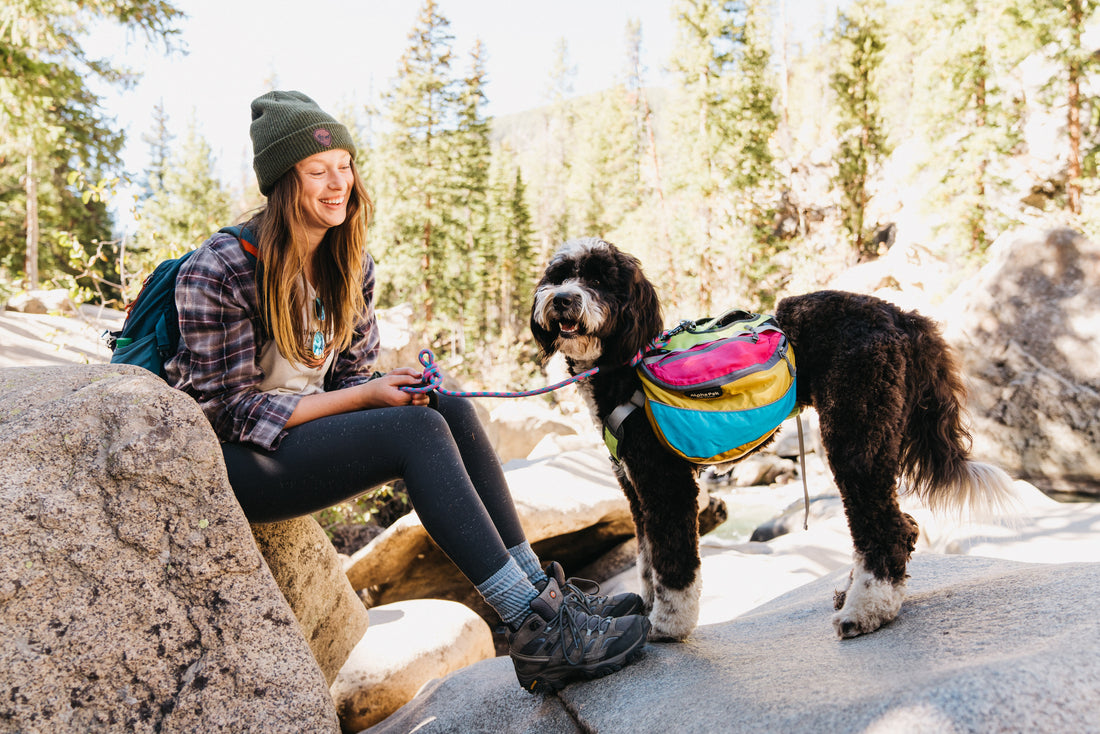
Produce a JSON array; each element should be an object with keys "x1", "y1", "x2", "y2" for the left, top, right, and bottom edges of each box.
[{"x1": 86, "y1": 0, "x2": 839, "y2": 196}]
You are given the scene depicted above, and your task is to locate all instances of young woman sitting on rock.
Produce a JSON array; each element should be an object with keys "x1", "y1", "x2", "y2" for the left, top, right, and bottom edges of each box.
[{"x1": 166, "y1": 90, "x2": 649, "y2": 693}]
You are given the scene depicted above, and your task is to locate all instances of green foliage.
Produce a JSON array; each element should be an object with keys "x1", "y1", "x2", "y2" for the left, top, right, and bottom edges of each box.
[
  {"x1": 312, "y1": 483, "x2": 411, "y2": 536},
  {"x1": 6, "y1": 0, "x2": 1099, "y2": 387},
  {"x1": 830, "y1": 0, "x2": 891, "y2": 260},
  {"x1": 130, "y1": 118, "x2": 232, "y2": 287},
  {"x1": 0, "y1": 0, "x2": 183, "y2": 287},
  {"x1": 661, "y1": 0, "x2": 783, "y2": 315},
  {"x1": 1008, "y1": 0, "x2": 1100, "y2": 215},
  {"x1": 369, "y1": 0, "x2": 459, "y2": 331}
]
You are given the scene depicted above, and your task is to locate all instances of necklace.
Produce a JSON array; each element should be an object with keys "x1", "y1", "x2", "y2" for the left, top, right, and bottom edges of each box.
[{"x1": 311, "y1": 296, "x2": 326, "y2": 358}]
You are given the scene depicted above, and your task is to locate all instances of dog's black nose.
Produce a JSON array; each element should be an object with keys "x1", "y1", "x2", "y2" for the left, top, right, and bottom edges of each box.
[{"x1": 553, "y1": 293, "x2": 575, "y2": 310}]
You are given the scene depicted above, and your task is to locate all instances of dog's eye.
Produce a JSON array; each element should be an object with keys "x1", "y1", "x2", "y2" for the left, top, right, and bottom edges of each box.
[{"x1": 590, "y1": 279, "x2": 600, "y2": 286}]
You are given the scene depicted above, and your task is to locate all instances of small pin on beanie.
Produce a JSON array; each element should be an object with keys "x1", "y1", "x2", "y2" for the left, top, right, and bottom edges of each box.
[{"x1": 249, "y1": 90, "x2": 356, "y2": 195}]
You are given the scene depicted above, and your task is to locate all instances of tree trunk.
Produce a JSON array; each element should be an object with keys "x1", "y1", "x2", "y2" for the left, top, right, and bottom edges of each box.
[
  {"x1": 24, "y1": 150, "x2": 39, "y2": 288},
  {"x1": 1066, "y1": 0, "x2": 1083, "y2": 215}
]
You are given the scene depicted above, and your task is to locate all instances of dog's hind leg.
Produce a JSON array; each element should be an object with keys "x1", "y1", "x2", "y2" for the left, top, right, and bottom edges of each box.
[{"x1": 818, "y1": 380, "x2": 920, "y2": 639}]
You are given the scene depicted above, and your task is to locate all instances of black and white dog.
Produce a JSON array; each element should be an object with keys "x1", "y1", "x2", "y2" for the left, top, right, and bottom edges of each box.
[{"x1": 531, "y1": 237, "x2": 1015, "y2": 641}]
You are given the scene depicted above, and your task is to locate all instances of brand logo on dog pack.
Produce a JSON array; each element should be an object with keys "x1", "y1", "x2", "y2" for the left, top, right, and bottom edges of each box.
[
  {"x1": 313, "y1": 128, "x2": 333, "y2": 146},
  {"x1": 685, "y1": 387, "x2": 724, "y2": 400}
]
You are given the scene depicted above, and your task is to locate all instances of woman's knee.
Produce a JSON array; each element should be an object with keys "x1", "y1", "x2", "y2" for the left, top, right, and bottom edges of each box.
[{"x1": 436, "y1": 394, "x2": 481, "y2": 429}]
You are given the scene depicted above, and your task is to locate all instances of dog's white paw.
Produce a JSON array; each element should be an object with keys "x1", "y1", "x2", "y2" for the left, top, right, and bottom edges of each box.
[
  {"x1": 831, "y1": 559, "x2": 904, "y2": 638},
  {"x1": 647, "y1": 575, "x2": 701, "y2": 641}
]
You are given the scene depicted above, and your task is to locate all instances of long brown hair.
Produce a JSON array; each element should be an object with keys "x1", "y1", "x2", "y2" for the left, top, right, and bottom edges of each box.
[{"x1": 246, "y1": 159, "x2": 374, "y2": 367}]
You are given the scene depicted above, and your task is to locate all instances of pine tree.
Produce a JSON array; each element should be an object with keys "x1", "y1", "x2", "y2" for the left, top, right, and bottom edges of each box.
[
  {"x1": 666, "y1": 0, "x2": 781, "y2": 314},
  {"x1": 450, "y1": 39, "x2": 493, "y2": 353},
  {"x1": 572, "y1": 83, "x2": 639, "y2": 239},
  {"x1": 1010, "y1": 0, "x2": 1099, "y2": 215},
  {"x1": 371, "y1": 0, "x2": 458, "y2": 327},
  {"x1": 666, "y1": 0, "x2": 740, "y2": 315},
  {"x1": 0, "y1": 0, "x2": 182, "y2": 287},
  {"x1": 132, "y1": 118, "x2": 232, "y2": 274},
  {"x1": 141, "y1": 100, "x2": 174, "y2": 195},
  {"x1": 830, "y1": 0, "x2": 891, "y2": 259},
  {"x1": 499, "y1": 166, "x2": 536, "y2": 344},
  {"x1": 533, "y1": 38, "x2": 577, "y2": 259},
  {"x1": 726, "y1": 1, "x2": 783, "y2": 308},
  {"x1": 913, "y1": 0, "x2": 1022, "y2": 252}
]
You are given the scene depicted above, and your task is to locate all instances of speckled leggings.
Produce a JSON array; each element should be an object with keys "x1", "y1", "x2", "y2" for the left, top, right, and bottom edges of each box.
[{"x1": 221, "y1": 393, "x2": 523, "y2": 585}]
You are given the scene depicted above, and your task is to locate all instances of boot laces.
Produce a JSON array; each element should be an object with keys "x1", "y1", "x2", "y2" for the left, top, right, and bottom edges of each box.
[
  {"x1": 552, "y1": 601, "x2": 614, "y2": 666},
  {"x1": 562, "y1": 578, "x2": 608, "y2": 613}
]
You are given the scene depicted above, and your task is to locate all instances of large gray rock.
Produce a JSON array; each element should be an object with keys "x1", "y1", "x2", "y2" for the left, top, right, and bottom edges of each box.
[
  {"x1": 367, "y1": 554, "x2": 1100, "y2": 733},
  {"x1": 945, "y1": 227, "x2": 1100, "y2": 496},
  {"x1": 0, "y1": 366, "x2": 338, "y2": 733},
  {"x1": 250, "y1": 516, "x2": 370, "y2": 686},
  {"x1": 483, "y1": 400, "x2": 582, "y2": 464}
]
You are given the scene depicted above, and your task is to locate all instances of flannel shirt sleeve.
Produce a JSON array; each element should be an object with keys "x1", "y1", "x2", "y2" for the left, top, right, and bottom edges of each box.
[
  {"x1": 327, "y1": 253, "x2": 381, "y2": 390},
  {"x1": 171, "y1": 236, "x2": 300, "y2": 450}
]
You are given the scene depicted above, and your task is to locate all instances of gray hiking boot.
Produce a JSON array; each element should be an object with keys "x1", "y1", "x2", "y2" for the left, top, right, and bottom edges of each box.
[
  {"x1": 510, "y1": 572, "x2": 650, "y2": 693},
  {"x1": 542, "y1": 561, "x2": 646, "y2": 618}
]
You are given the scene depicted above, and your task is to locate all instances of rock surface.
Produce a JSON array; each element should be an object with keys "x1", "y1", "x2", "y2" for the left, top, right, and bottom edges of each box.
[
  {"x1": 366, "y1": 554, "x2": 1100, "y2": 733},
  {"x1": 944, "y1": 227, "x2": 1100, "y2": 496},
  {"x1": 0, "y1": 366, "x2": 338, "y2": 733},
  {"x1": 250, "y1": 516, "x2": 370, "y2": 686},
  {"x1": 330, "y1": 599, "x2": 495, "y2": 732}
]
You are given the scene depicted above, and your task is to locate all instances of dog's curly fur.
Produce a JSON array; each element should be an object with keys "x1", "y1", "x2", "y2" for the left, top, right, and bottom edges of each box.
[{"x1": 531, "y1": 237, "x2": 1016, "y2": 640}]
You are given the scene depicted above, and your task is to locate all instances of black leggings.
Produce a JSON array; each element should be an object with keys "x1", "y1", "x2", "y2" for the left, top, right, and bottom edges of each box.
[{"x1": 222, "y1": 394, "x2": 524, "y2": 585}]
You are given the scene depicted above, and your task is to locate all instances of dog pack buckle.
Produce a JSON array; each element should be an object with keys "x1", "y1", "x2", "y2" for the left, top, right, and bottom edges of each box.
[{"x1": 602, "y1": 390, "x2": 646, "y2": 461}]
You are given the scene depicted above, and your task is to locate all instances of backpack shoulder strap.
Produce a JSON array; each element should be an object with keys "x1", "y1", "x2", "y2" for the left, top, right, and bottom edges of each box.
[{"x1": 217, "y1": 225, "x2": 259, "y2": 260}]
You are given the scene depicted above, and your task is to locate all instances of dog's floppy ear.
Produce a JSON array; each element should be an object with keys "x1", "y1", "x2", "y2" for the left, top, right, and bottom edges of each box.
[
  {"x1": 608, "y1": 254, "x2": 664, "y2": 367},
  {"x1": 530, "y1": 303, "x2": 556, "y2": 359},
  {"x1": 530, "y1": 272, "x2": 559, "y2": 359}
]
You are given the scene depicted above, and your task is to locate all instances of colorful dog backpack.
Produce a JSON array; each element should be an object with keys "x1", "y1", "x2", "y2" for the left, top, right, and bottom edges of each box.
[{"x1": 604, "y1": 310, "x2": 798, "y2": 464}]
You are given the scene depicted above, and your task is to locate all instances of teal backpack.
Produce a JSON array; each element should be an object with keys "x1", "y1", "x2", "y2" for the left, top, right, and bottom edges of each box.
[{"x1": 107, "y1": 226, "x2": 257, "y2": 378}]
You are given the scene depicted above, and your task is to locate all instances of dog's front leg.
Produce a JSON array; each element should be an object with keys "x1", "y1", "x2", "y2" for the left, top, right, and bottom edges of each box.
[
  {"x1": 621, "y1": 456, "x2": 703, "y2": 641},
  {"x1": 613, "y1": 463, "x2": 655, "y2": 611}
]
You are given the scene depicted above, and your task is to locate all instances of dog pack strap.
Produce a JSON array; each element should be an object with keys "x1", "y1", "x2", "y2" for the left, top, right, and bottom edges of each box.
[
  {"x1": 797, "y1": 412, "x2": 810, "y2": 530},
  {"x1": 603, "y1": 390, "x2": 646, "y2": 461}
]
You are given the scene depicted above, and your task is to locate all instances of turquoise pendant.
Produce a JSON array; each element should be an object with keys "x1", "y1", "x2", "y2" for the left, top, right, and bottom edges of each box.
[{"x1": 312, "y1": 297, "x2": 326, "y2": 357}]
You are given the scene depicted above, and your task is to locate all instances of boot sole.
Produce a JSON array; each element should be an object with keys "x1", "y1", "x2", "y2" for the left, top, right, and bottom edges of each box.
[{"x1": 513, "y1": 631, "x2": 649, "y2": 694}]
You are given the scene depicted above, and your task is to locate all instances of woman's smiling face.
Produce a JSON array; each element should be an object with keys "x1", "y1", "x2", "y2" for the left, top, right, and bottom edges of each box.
[{"x1": 295, "y1": 148, "x2": 354, "y2": 243}]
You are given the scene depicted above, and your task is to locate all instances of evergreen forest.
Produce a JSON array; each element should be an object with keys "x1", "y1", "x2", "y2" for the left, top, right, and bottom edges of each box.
[{"x1": 2, "y1": 0, "x2": 1098, "y2": 388}]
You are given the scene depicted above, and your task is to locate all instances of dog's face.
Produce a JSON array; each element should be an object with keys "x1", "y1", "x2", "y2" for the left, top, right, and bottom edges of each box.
[{"x1": 530, "y1": 238, "x2": 663, "y2": 368}]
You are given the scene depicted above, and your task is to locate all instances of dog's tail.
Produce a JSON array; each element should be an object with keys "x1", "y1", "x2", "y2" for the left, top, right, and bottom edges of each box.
[{"x1": 898, "y1": 311, "x2": 1016, "y2": 519}]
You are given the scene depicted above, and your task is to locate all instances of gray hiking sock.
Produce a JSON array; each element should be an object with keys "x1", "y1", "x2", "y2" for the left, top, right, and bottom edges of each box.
[
  {"x1": 508, "y1": 541, "x2": 549, "y2": 587},
  {"x1": 476, "y1": 557, "x2": 539, "y2": 629}
]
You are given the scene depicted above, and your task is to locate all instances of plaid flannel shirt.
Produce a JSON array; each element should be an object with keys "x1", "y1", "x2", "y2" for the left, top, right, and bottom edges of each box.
[{"x1": 166, "y1": 232, "x2": 380, "y2": 450}]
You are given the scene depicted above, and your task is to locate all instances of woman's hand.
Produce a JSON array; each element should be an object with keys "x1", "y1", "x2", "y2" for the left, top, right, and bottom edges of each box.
[
  {"x1": 284, "y1": 366, "x2": 431, "y2": 428},
  {"x1": 363, "y1": 367, "x2": 432, "y2": 408}
]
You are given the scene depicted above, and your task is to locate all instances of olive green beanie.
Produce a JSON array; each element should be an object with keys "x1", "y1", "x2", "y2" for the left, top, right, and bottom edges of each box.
[{"x1": 249, "y1": 90, "x2": 356, "y2": 195}]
